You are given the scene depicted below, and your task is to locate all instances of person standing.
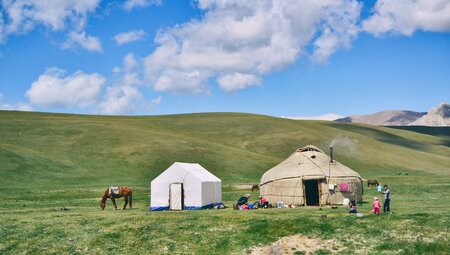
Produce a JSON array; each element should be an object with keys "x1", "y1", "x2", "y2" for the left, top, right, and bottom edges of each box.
[
  {"x1": 377, "y1": 183, "x2": 383, "y2": 193},
  {"x1": 382, "y1": 185, "x2": 391, "y2": 213}
]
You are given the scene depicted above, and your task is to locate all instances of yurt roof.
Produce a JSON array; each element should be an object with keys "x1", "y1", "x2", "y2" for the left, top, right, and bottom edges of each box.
[
  {"x1": 152, "y1": 162, "x2": 221, "y2": 184},
  {"x1": 260, "y1": 145, "x2": 361, "y2": 185}
]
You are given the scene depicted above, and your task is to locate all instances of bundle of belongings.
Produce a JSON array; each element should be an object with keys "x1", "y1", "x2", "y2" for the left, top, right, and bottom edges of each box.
[{"x1": 233, "y1": 194, "x2": 270, "y2": 210}]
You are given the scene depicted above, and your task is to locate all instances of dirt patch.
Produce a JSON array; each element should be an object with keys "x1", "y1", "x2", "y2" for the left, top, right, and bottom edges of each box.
[{"x1": 248, "y1": 235, "x2": 342, "y2": 255}]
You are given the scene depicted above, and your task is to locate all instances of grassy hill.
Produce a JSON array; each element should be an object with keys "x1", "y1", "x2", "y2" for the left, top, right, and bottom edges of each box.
[
  {"x1": 0, "y1": 111, "x2": 449, "y2": 254},
  {"x1": 1, "y1": 111, "x2": 449, "y2": 186}
]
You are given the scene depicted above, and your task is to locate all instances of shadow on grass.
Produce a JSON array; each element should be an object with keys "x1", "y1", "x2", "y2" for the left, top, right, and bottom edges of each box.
[
  {"x1": 326, "y1": 123, "x2": 431, "y2": 152},
  {"x1": 388, "y1": 126, "x2": 450, "y2": 146}
]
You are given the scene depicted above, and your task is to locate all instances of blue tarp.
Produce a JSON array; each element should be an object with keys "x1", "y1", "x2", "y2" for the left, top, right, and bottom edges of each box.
[{"x1": 150, "y1": 202, "x2": 224, "y2": 211}]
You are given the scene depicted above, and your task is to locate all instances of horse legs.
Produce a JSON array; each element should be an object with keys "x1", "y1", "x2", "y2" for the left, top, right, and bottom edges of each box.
[
  {"x1": 111, "y1": 197, "x2": 118, "y2": 210},
  {"x1": 129, "y1": 195, "x2": 132, "y2": 209},
  {"x1": 123, "y1": 196, "x2": 128, "y2": 210}
]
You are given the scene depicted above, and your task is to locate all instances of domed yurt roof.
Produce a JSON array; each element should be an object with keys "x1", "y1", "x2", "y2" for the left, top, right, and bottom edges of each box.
[{"x1": 260, "y1": 145, "x2": 361, "y2": 185}]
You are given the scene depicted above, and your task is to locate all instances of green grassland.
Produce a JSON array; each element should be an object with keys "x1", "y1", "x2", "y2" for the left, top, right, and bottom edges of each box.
[{"x1": 0, "y1": 111, "x2": 449, "y2": 254}]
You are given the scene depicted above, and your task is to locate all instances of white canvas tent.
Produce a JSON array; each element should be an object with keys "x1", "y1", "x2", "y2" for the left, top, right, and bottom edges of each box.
[{"x1": 150, "y1": 162, "x2": 222, "y2": 211}]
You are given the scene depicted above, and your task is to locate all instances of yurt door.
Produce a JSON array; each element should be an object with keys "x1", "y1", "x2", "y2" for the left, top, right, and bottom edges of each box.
[
  {"x1": 304, "y1": 180, "x2": 320, "y2": 206},
  {"x1": 169, "y1": 183, "x2": 183, "y2": 210}
]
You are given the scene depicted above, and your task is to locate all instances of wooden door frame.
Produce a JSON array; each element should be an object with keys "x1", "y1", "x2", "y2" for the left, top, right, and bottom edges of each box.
[{"x1": 303, "y1": 179, "x2": 322, "y2": 206}]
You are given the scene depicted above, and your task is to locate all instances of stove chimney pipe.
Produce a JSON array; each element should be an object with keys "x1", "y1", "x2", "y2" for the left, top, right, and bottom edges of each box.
[{"x1": 330, "y1": 146, "x2": 334, "y2": 163}]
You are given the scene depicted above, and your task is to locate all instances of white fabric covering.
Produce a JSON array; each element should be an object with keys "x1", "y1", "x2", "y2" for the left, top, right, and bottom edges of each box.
[{"x1": 150, "y1": 162, "x2": 222, "y2": 210}]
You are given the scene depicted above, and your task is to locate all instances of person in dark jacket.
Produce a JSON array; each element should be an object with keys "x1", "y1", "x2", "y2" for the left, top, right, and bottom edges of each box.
[
  {"x1": 382, "y1": 185, "x2": 391, "y2": 213},
  {"x1": 237, "y1": 194, "x2": 251, "y2": 210}
]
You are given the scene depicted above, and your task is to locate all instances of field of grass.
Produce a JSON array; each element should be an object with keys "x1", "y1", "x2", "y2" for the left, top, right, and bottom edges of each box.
[{"x1": 0, "y1": 111, "x2": 449, "y2": 254}]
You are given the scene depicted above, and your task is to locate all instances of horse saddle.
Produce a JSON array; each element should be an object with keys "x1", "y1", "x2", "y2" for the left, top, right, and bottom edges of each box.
[{"x1": 109, "y1": 186, "x2": 120, "y2": 197}]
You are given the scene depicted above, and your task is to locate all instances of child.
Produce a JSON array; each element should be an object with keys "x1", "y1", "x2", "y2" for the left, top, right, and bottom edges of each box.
[
  {"x1": 259, "y1": 196, "x2": 269, "y2": 208},
  {"x1": 372, "y1": 197, "x2": 381, "y2": 214},
  {"x1": 348, "y1": 199, "x2": 357, "y2": 213}
]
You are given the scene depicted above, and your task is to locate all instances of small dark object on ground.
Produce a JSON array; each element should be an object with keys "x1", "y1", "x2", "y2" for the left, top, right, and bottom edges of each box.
[
  {"x1": 319, "y1": 207, "x2": 323, "y2": 211},
  {"x1": 331, "y1": 205, "x2": 338, "y2": 209},
  {"x1": 54, "y1": 207, "x2": 70, "y2": 211},
  {"x1": 320, "y1": 214, "x2": 327, "y2": 219},
  {"x1": 251, "y1": 184, "x2": 259, "y2": 192}
]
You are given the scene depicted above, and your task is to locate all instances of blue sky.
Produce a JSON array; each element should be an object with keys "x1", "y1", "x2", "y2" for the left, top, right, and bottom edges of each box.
[{"x1": 0, "y1": 0, "x2": 449, "y2": 118}]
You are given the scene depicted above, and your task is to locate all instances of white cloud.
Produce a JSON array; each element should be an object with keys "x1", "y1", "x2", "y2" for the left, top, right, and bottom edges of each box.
[
  {"x1": 123, "y1": 0, "x2": 162, "y2": 11},
  {"x1": 114, "y1": 30, "x2": 147, "y2": 45},
  {"x1": 62, "y1": 31, "x2": 102, "y2": 52},
  {"x1": 0, "y1": 92, "x2": 33, "y2": 111},
  {"x1": 26, "y1": 67, "x2": 105, "y2": 108},
  {"x1": 144, "y1": 0, "x2": 362, "y2": 93},
  {"x1": 97, "y1": 53, "x2": 157, "y2": 115},
  {"x1": 363, "y1": 0, "x2": 450, "y2": 36},
  {"x1": 97, "y1": 85, "x2": 143, "y2": 115},
  {"x1": 0, "y1": 0, "x2": 100, "y2": 42},
  {"x1": 0, "y1": 102, "x2": 33, "y2": 111},
  {"x1": 217, "y1": 73, "x2": 260, "y2": 92},
  {"x1": 112, "y1": 53, "x2": 142, "y2": 87},
  {"x1": 282, "y1": 113, "x2": 343, "y2": 121},
  {"x1": 151, "y1": 96, "x2": 162, "y2": 105},
  {"x1": 153, "y1": 69, "x2": 212, "y2": 94}
]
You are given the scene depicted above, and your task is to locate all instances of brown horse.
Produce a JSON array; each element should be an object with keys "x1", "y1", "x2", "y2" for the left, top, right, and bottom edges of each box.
[
  {"x1": 100, "y1": 186, "x2": 133, "y2": 210},
  {"x1": 367, "y1": 179, "x2": 379, "y2": 188}
]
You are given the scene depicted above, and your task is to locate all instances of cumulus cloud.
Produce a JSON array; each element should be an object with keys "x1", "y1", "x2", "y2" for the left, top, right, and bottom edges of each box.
[
  {"x1": 217, "y1": 73, "x2": 260, "y2": 92},
  {"x1": 0, "y1": 92, "x2": 33, "y2": 111},
  {"x1": 97, "y1": 53, "x2": 161, "y2": 115},
  {"x1": 153, "y1": 69, "x2": 212, "y2": 94},
  {"x1": 114, "y1": 29, "x2": 146, "y2": 45},
  {"x1": 144, "y1": 0, "x2": 362, "y2": 93},
  {"x1": 363, "y1": 0, "x2": 450, "y2": 36},
  {"x1": 0, "y1": 102, "x2": 33, "y2": 111},
  {"x1": 26, "y1": 67, "x2": 105, "y2": 108},
  {"x1": 0, "y1": 0, "x2": 100, "y2": 43},
  {"x1": 97, "y1": 85, "x2": 143, "y2": 115},
  {"x1": 151, "y1": 96, "x2": 162, "y2": 105},
  {"x1": 123, "y1": 0, "x2": 162, "y2": 11},
  {"x1": 282, "y1": 113, "x2": 343, "y2": 121},
  {"x1": 61, "y1": 31, "x2": 102, "y2": 52}
]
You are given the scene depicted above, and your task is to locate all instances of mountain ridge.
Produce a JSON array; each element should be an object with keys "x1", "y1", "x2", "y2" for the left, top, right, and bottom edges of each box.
[{"x1": 335, "y1": 102, "x2": 449, "y2": 126}]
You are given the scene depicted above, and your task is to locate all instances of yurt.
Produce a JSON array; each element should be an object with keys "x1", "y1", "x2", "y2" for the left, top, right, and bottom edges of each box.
[
  {"x1": 150, "y1": 162, "x2": 222, "y2": 211},
  {"x1": 260, "y1": 145, "x2": 363, "y2": 206}
]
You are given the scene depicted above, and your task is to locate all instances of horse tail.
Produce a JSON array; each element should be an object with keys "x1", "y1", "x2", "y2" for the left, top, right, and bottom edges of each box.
[{"x1": 129, "y1": 191, "x2": 133, "y2": 209}]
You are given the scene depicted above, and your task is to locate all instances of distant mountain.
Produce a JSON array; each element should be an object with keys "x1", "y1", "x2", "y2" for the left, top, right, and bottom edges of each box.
[
  {"x1": 335, "y1": 102, "x2": 450, "y2": 126},
  {"x1": 409, "y1": 102, "x2": 450, "y2": 126},
  {"x1": 335, "y1": 110, "x2": 426, "y2": 126}
]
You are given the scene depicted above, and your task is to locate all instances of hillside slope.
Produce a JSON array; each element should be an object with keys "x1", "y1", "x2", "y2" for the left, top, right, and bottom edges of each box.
[{"x1": 0, "y1": 111, "x2": 449, "y2": 188}]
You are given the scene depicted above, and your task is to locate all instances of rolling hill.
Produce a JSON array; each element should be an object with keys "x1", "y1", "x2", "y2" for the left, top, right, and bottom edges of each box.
[
  {"x1": 1, "y1": 110, "x2": 449, "y2": 189},
  {"x1": 1, "y1": 110, "x2": 450, "y2": 254}
]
